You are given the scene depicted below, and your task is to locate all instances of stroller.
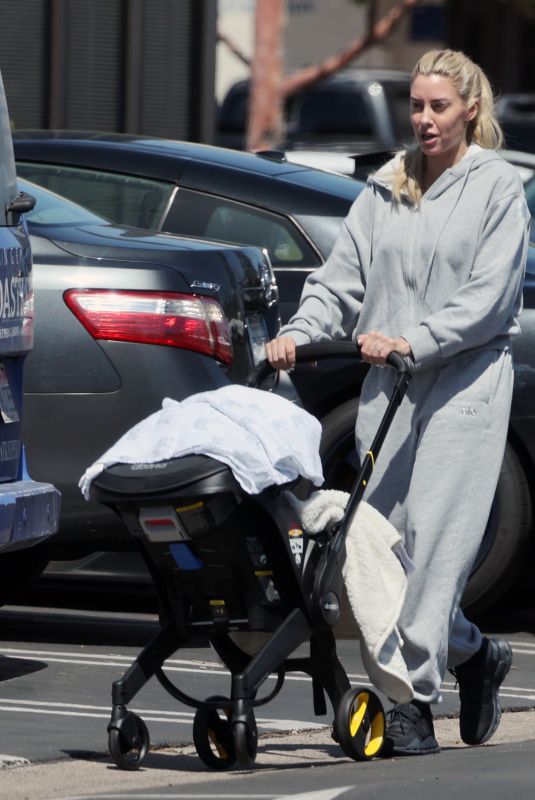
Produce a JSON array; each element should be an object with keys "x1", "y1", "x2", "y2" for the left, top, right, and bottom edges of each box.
[{"x1": 89, "y1": 342, "x2": 411, "y2": 770}]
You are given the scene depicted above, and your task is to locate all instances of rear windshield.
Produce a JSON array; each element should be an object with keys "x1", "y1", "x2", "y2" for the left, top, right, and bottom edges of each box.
[
  {"x1": 383, "y1": 82, "x2": 413, "y2": 144},
  {"x1": 17, "y1": 178, "x2": 108, "y2": 227},
  {"x1": 291, "y1": 89, "x2": 373, "y2": 136}
]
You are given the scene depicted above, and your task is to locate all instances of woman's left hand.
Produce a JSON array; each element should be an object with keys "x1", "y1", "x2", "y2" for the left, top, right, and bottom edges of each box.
[{"x1": 357, "y1": 332, "x2": 412, "y2": 366}]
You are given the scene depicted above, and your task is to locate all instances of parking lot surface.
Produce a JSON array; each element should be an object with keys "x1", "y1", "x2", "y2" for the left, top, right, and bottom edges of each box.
[{"x1": 0, "y1": 604, "x2": 533, "y2": 769}]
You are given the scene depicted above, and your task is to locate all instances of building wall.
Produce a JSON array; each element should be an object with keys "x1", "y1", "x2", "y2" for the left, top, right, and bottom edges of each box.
[
  {"x1": 447, "y1": 0, "x2": 535, "y2": 95},
  {"x1": 0, "y1": 0, "x2": 216, "y2": 141}
]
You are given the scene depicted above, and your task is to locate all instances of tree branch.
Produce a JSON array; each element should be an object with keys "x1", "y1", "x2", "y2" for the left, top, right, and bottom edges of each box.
[
  {"x1": 217, "y1": 31, "x2": 251, "y2": 68},
  {"x1": 281, "y1": 0, "x2": 422, "y2": 98}
]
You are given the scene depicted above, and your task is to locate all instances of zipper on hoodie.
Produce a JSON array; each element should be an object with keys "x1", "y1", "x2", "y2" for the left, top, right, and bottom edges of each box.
[{"x1": 405, "y1": 203, "x2": 420, "y2": 328}]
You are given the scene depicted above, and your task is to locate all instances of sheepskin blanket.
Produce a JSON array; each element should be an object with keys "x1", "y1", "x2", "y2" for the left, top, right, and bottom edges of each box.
[{"x1": 285, "y1": 489, "x2": 415, "y2": 703}]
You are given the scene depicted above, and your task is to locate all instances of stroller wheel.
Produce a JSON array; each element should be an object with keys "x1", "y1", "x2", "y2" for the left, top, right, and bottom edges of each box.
[
  {"x1": 334, "y1": 687, "x2": 385, "y2": 761},
  {"x1": 233, "y1": 714, "x2": 258, "y2": 766},
  {"x1": 108, "y1": 712, "x2": 150, "y2": 770},
  {"x1": 193, "y1": 696, "x2": 237, "y2": 770}
]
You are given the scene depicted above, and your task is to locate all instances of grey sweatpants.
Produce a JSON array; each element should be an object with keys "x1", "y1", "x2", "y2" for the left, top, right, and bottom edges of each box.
[{"x1": 355, "y1": 348, "x2": 513, "y2": 703}]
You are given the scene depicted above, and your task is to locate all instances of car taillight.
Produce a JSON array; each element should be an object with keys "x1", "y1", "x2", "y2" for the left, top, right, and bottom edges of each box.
[{"x1": 64, "y1": 289, "x2": 233, "y2": 364}]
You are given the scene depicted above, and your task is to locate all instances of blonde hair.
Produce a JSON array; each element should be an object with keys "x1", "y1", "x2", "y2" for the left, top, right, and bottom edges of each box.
[{"x1": 392, "y1": 49, "x2": 503, "y2": 203}]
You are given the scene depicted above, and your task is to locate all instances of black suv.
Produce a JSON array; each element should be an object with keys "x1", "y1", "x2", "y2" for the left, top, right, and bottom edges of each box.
[
  {"x1": 495, "y1": 93, "x2": 535, "y2": 154},
  {"x1": 217, "y1": 68, "x2": 412, "y2": 153}
]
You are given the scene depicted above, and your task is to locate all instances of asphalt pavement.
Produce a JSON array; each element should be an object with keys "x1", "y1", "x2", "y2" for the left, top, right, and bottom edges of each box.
[{"x1": 0, "y1": 602, "x2": 533, "y2": 798}]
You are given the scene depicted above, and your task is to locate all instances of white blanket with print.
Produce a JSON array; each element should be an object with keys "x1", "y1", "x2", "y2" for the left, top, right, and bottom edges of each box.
[{"x1": 79, "y1": 384, "x2": 324, "y2": 498}]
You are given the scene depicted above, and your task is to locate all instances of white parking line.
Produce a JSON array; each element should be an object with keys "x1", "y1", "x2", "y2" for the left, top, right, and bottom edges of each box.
[
  {"x1": 59, "y1": 789, "x2": 355, "y2": 800},
  {"x1": 1, "y1": 647, "x2": 223, "y2": 669},
  {"x1": 510, "y1": 640, "x2": 535, "y2": 648},
  {"x1": 4, "y1": 646, "x2": 535, "y2": 702},
  {"x1": 0, "y1": 697, "x2": 325, "y2": 730},
  {"x1": 60, "y1": 795, "x2": 276, "y2": 800}
]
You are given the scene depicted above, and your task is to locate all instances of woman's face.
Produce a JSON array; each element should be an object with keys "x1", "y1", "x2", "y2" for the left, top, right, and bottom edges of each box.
[{"x1": 410, "y1": 73, "x2": 478, "y2": 165}]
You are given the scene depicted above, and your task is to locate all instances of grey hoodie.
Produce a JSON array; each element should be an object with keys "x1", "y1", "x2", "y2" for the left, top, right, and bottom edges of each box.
[{"x1": 279, "y1": 144, "x2": 531, "y2": 371}]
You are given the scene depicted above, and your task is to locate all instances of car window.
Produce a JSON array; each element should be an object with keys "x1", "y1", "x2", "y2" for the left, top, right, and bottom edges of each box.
[
  {"x1": 383, "y1": 83, "x2": 413, "y2": 143},
  {"x1": 16, "y1": 162, "x2": 174, "y2": 230},
  {"x1": 501, "y1": 122, "x2": 535, "y2": 153},
  {"x1": 523, "y1": 175, "x2": 535, "y2": 214},
  {"x1": 525, "y1": 243, "x2": 535, "y2": 273},
  {"x1": 0, "y1": 74, "x2": 17, "y2": 223},
  {"x1": 17, "y1": 178, "x2": 108, "y2": 226},
  {"x1": 291, "y1": 88, "x2": 373, "y2": 136},
  {"x1": 522, "y1": 177, "x2": 535, "y2": 240},
  {"x1": 164, "y1": 188, "x2": 322, "y2": 268}
]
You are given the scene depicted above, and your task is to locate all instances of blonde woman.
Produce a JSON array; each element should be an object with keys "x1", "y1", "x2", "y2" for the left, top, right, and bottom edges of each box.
[{"x1": 265, "y1": 49, "x2": 530, "y2": 755}]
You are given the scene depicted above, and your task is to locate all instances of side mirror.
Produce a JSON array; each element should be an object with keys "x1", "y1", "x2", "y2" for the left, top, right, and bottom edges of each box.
[{"x1": 6, "y1": 191, "x2": 36, "y2": 225}]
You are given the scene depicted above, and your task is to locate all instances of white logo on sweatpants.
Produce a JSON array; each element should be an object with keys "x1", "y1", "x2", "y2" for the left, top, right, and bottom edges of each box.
[{"x1": 461, "y1": 406, "x2": 477, "y2": 416}]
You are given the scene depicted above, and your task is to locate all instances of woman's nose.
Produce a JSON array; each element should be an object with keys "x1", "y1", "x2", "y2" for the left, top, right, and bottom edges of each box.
[{"x1": 420, "y1": 105, "x2": 432, "y2": 124}]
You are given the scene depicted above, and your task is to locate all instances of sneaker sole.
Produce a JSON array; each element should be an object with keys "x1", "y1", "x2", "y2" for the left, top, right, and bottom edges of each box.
[
  {"x1": 462, "y1": 640, "x2": 513, "y2": 746},
  {"x1": 388, "y1": 737, "x2": 441, "y2": 757}
]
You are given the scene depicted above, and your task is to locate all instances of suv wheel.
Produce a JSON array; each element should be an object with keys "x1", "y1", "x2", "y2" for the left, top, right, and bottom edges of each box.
[
  {"x1": 0, "y1": 539, "x2": 51, "y2": 606},
  {"x1": 319, "y1": 401, "x2": 531, "y2": 615},
  {"x1": 319, "y1": 399, "x2": 360, "y2": 492}
]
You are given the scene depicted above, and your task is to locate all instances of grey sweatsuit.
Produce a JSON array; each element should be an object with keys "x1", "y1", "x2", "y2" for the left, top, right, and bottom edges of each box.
[{"x1": 279, "y1": 144, "x2": 530, "y2": 702}]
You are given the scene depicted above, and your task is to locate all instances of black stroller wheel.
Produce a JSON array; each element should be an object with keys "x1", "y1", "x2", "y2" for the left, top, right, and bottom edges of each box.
[
  {"x1": 233, "y1": 714, "x2": 258, "y2": 766},
  {"x1": 193, "y1": 696, "x2": 237, "y2": 770},
  {"x1": 108, "y1": 712, "x2": 150, "y2": 770},
  {"x1": 334, "y1": 687, "x2": 385, "y2": 761}
]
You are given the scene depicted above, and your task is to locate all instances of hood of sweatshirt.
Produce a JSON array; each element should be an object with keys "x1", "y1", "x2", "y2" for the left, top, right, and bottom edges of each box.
[
  {"x1": 369, "y1": 143, "x2": 504, "y2": 201},
  {"x1": 279, "y1": 139, "x2": 529, "y2": 371}
]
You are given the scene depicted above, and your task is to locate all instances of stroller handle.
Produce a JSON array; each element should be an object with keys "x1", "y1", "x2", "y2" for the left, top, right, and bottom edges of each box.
[{"x1": 248, "y1": 340, "x2": 408, "y2": 388}]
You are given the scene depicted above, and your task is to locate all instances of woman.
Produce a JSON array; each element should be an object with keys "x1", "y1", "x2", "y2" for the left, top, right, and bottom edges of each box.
[{"x1": 265, "y1": 49, "x2": 530, "y2": 756}]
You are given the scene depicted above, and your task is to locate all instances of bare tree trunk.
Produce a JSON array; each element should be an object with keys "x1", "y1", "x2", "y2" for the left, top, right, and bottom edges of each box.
[{"x1": 246, "y1": 0, "x2": 286, "y2": 152}]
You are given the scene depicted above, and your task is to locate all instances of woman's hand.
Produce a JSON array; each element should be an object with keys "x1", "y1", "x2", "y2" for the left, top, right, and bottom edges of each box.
[
  {"x1": 357, "y1": 332, "x2": 412, "y2": 366},
  {"x1": 265, "y1": 336, "x2": 297, "y2": 370}
]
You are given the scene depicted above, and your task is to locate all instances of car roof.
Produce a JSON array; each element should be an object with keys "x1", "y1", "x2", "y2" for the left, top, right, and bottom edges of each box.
[
  {"x1": 14, "y1": 129, "x2": 324, "y2": 179},
  {"x1": 226, "y1": 68, "x2": 411, "y2": 93},
  {"x1": 14, "y1": 130, "x2": 363, "y2": 215}
]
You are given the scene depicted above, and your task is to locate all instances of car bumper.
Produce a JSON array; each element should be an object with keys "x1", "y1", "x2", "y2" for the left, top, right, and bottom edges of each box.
[{"x1": 0, "y1": 480, "x2": 61, "y2": 553}]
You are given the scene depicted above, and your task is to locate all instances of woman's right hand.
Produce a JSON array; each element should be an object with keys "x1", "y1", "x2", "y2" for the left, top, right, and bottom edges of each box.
[{"x1": 265, "y1": 336, "x2": 297, "y2": 371}]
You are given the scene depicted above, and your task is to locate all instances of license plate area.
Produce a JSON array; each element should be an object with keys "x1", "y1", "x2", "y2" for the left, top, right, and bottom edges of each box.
[
  {"x1": 0, "y1": 361, "x2": 21, "y2": 482},
  {"x1": 246, "y1": 313, "x2": 269, "y2": 366}
]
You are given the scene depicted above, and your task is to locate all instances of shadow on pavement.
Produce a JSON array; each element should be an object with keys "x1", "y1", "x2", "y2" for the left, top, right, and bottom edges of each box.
[{"x1": 0, "y1": 653, "x2": 47, "y2": 681}]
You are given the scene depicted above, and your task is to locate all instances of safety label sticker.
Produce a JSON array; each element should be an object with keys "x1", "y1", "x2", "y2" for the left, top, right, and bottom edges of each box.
[{"x1": 0, "y1": 363, "x2": 18, "y2": 423}]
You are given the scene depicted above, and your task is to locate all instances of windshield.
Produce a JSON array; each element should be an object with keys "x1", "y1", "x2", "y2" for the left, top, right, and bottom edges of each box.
[{"x1": 17, "y1": 177, "x2": 109, "y2": 226}]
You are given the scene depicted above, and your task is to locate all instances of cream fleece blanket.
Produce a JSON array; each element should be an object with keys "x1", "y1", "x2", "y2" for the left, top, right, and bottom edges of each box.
[{"x1": 285, "y1": 489, "x2": 415, "y2": 703}]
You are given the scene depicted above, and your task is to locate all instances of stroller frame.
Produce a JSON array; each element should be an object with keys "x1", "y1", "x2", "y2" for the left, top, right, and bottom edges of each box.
[{"x1": 90, "y1": 343, "x2": 411, "y2": 770}]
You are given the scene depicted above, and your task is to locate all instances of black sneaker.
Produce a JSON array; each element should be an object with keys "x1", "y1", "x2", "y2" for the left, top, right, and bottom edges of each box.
[
  {"x1": 450, "y1": 636, "x2": 513, "y2": 745},
  {"x1": 383, "y1": 700, "x2": 440, "y2": 756}
]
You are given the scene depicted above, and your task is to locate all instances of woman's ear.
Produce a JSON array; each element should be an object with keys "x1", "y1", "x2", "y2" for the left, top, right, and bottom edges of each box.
[{"x1": 466, "y1": 98, "x2": 479, "y2": 123}]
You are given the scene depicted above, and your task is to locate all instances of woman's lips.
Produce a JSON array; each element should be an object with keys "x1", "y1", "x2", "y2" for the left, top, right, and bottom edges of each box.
[{"x1": 420, "y1": 132, "x2": 437, "y2": 145}]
